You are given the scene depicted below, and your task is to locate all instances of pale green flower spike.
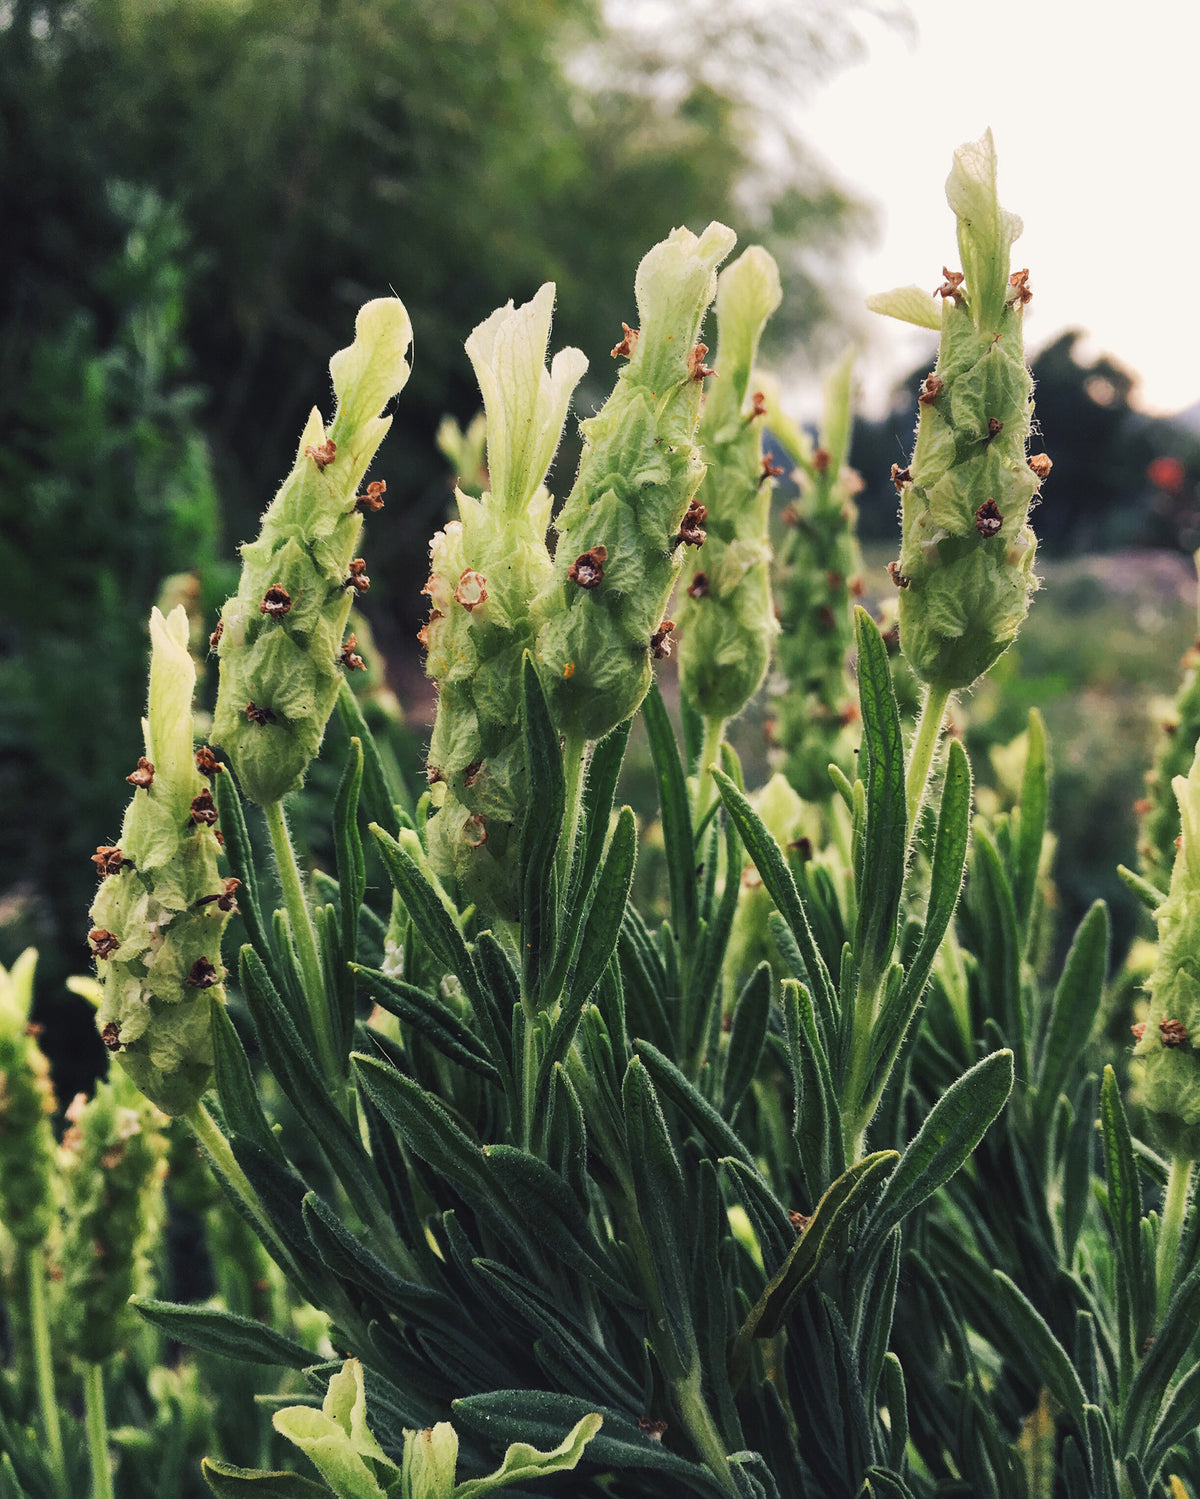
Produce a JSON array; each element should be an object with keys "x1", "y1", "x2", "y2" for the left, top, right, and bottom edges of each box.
[
  {"x1": 676, "y1": 245, "x2": 782, "y2": 726},
  {"x1": 422, "y1": 284, "x2": 587, "y2": 919},
  {"x1": 1134, "y1": 745, "x2": 1200, "y2": 1157},
  {"x1": 766, "y1": 352, "x2": 865, "y2": 801},
  {"x1": 89, "y1": 606, "x2": 233, "y2": 1115},
  {"x1": 271, "y1": 1357, "x2": 601, "y2": 1499},
  {"x1": 58, "y1": 1069, "x2": 169, "y2": 1364},
  {"x1": 0, "y1": 949, "x2": 58, "y2": 1247},
  {"x1": 534, "y1": 222, "x2": 737, "y2": 742},
  {"x1": 873, "y1": 132, "x2": 1044, "y2": 692},
  {"x1": 211, "y1": 297, "x2": 413, "y2": 805},
  {"x1": 1140, "y1": 549, "x2": 1200, "y2": 891}
]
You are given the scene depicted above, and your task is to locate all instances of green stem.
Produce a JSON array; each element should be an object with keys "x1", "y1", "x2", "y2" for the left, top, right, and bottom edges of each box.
[
  {"x1": 556, "y1": 735, "x2": 589, "y2": 895},
  {"x1": 1156, "y1": 1152, "x2": 1194, "y2": 1320},
  {"x1": 185, "y1": 1100, "x2": 287, "y2": 1261},
  {"x1": 694, "y1": 715, "x2": 726, "y2": 825},
  {"x1": 262, "y1": 797, "x2": 340, "y2": 1083},
  {"x1": 905, "y1": 682, "x2": 952, "y2": 842},
  {"x1": 26, "y1": 1245, "x2": 65, "y2": 1496},
  {"x1": 84, "y1": 1362, "x2": 114, "y2": 1499},
  {"x1": 840, "y1": 971, "x2": 882, "y2": 1166}
]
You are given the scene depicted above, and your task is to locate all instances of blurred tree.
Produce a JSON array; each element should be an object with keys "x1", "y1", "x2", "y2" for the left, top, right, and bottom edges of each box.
[{"x1": 850, "y1": 329, "x2": 1200, "y2": 554}]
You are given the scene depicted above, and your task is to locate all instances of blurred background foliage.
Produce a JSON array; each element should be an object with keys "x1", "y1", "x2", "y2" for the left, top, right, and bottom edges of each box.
[{"x1": 4, "y1": 0, "x2": 1200, "y2": 1096}]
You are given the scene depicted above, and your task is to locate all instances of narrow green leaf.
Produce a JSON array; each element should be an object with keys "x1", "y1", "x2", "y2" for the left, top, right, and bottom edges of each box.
[
  {"x1": 520, "y1": 653, "x2": 565, "y2": 994},
  {"x1": 1100, "y1": 1065, "x2": 1145, "y2": 1307},
  {"x1": 863, "y1": 1049, "x2": 1014, "y2": 1256},
  {"x1": 1013, "y1": 708, "x2": 1048, "y2": 937},
  {"x1": 1122, "y1": 1262, "x2": 1200, "y2": 1460},
  {"x1": 352, "y1": 965, "x2": 500, "y2": 1082},
  {"x1": 712, "y1": 768, "x2": 836, "y2": 1021},
  {"x1": 1117, "y1": 864, "x2": 1167, "y2": 914},
  {"x1": 214, "y1": 769, "x2": 284, "y2": 990},
  {"x1": 1143, "y1": 1353, "x2": 1200, "y2": 1476},
  {"x1": 642, "y1": 682, "x2": 698, "y2": 947},
  {"x1": 568, "y1": 807, "x2": 637, "y2": 1014},
  {"x1": 634, "y1": 1038, "x2": 758, "y2": 1172},
  {"x1": 203, "y1": 1459, "x2": 331, "y2": 1498},
  {"x1": 353, "y1": 1053, "x2": 490, "y2": 1201},
  {"x1": 782, "y1": 977, "x2": 843, "y2": 1191},
  {"x1": 209, "y1": 996, "x2": 283, "y2": 1160},
  {"x1": 332, "y1": 735, "x2": 366, "y2": 1048},
  {"x1": 1037, "y1": 903, "x2": 1109, "y2": 1119},
  {"x1": 881, "y1": 1353, "x2": 908, "y2": 1472},
  {"x1": 853, "y1": 608, "x2": 907, "y2": 984},
  {"x1": 723, "y1": 963, "x2": 771, "y2": 1117},
  {"x1": 336, "y1": 675, "x2": 411, "y2": 824},
  {"x1": 131, "y1": 1298, "x2": 314, "y2": 1369},
  {"x1": 991, "y1": 1273, "x2": 1088, "y2": 1432}
]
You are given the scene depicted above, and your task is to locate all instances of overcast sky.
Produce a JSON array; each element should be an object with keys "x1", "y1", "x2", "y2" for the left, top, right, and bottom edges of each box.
[{"x1": 790, "y1": 0, "x2": 1200, "y2": 418}]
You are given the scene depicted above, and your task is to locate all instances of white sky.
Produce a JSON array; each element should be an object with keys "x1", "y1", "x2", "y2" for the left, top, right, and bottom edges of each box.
[{"x1": 790, "y1": 0, "x2": 1200, "y2": 418}]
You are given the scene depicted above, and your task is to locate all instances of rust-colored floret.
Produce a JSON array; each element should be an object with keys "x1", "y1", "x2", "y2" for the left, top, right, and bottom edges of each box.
[
  {"x1": 891, "y1": 463, "x2": 913, "y2": 492},
  {"x1": 676, "y1": 499, "x2": 707, "y2": 549},
  {"x1": 343, "y1": 558, "x2": 370, "y2": 594},
  {"x1": 1008, "y1": 268, "x2": 1033, "y2": 306},
  {"x1": 185, "y1": 956, "x2": 220, "y2": 990},
  {"x1": 1160, "y1": 1018, "x2": 1189, "y2": 1048},
  {"x1": 245, "y1": 701, "x2": 276, "y2": 726},
  {"x1": 813, "y1": 447, "x2": 831, "y2": 473},
  {"x1": 92, "y1": 846, "x2": 127, "y2": 878},
  {"x1": 100, "y1": 1021, "x2": 122, "y2": 1051},
  {"x1": 189, "y1": 788, "x2": 218, "y2": 827},
  {"x1": 454, "y1": 569, "x2": 488, "y2": 611},
  {"x1": 1131, "y1": 1022, "x2": 1147, "y2": 1041},
  {"x1": 611, "y1": 322, "x2": 639, "y2": 359},
  {"x1": 688, "y1": 343, "x2": 716, "y2": 381},
  {"x1": 355, "y1": 480, "x2": 387, "y2": 513},
  {"x1": 986, "y1": 417, "x2": 1004, "y2": 443},
  {"x1": 975, "y1": 498, "x2": 1003, "y2": 538},
  {"x1": 126, "y1": 757, "x2": 155, "y2": 789},
  {"x1": 1029, "y1": 453, "x2": 1053, "y2": 480},
  {"x1": 788, "y1": 1208, "x2": 814, "y2": 1233},
  {"x1": 749, "y1": 390, "x2": 768, "y2": 420},
  {"x1": 780, "y1": 503, "x2": 800, "y2": 527},
  {"x1": 567, "y1": 545, "x2": 608, "y2": 589},
  {"x1": 760, "y1": 454, "x2": 785, "y2": 484},
  {"x1": 919, "y1": 374, "x2": 943, "y2": 406},
  {"x1": 197, "y1": 878, "x2": 241, "y2": 914},
  {"x1": 89, "y1": 928, "x2": 120, "y2": 959},
  {"x1": 195, "y1": 745, "x2": 223, "y2": 777},
  {"x1": 463, "y1": 760, "x2": 484, "y2": 788},
  {"x1": 209, "y1": 618, "x2": 224, "y2": 653},
  {"x1": 305, "y1": 438, "x2": 337, "y2": 470},
  {"x1": 463, "y1": 813, "x2": 488, "y2": 848},
  {"x1": 260, "y1": 585, "x2": 292, "y2": 617},
  {"x1": 650, "y1": 620, "x2": 676, "y2": 659},
  {"x1": 887, "y1": 561, "x2": 910, "y2": 589},
  {"x1": 789, "y1": 836, "x2": 814, "y2": 862},
  {"x1": 637, "y1": 1419, "x2": 668, "y2": 1443},
  {"x1": 339, "y1": 634, "x2": 366, "y2": 671},
  {"x1": 686, "y1": 571, "x2": 709, "y2": 600},
  {"x1": 936, "y1": 267, "x2": 965, "y2": 300}
]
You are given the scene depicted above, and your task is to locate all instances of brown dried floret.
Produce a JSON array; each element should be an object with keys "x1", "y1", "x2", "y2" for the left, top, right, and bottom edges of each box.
[
  {"x1": 185, "y1": 957, "x2": 220, "y2": 990},
  {"x1": 650, "y1": 620, "x2": 676, "y2": 659},
  {"x1": 789, "y1": 836, "x2": 814, "y2": 862},
  {"x1": 195, "y1": 746, "x2": 223, "y2": 777},
  {"x1": 890, "y1": 460, "x2": 912, "y2": 492},
  {"x1": 189, "y1": 788, "x2": 219, "y2": 827},
  {"x1": 780, "y1": 503, "x2": 800, "y2": 527},
  {"x1": 463, "y1": 760, "x2": 484, "y2": 788},
  {"x1": 89, "y1": 928, "x2": 121, "y2": 959},
  {"x1": 748, "y1": 390, "x2": 768, "y2": 420},
  {"x1": 637, "y1": 1419, "x2": 668, "y2": 1442},
  {"x1": 1131, "y1": 1022, "x2": 1147, "y2": 1041},
  {"x1": 686, "y1": 571, "x2": 709, "y2": 600},
  {"x1": 454, "y1": 569, "x2": 488, "y2": 611},
  {"x1": 305, "y1": 438, "x2": 337, "y2": 470},
  {"x1": 986, "y1": 417, "x2": 1004, "y2": 443},
  {"x1": 339, "y1": 634, "x2": 366, "y2": 671},
  {"x1": 100, "y1": 1021, "x2": 121, "y2": 1051},
  {"x1": 463, "y1": 813, "x2": 488, "y2": 848},
  {"x1": 196, "y1": 878, "x2": 241, "y2": 913},
  {"x1": 760, "y1": 454, "x2": 785, "y2": 484},
  {"x1": 919, "y1": 374, "x2": 943, "y2": 406},
  {"x1": 354, "y1": 480, "x2": 387, "y2": 513},
  {"x1": 1160, "y1": 1018, "x2": 1189, "y2": 1048},
  {"x1": 887, "y1": 561, "x2": 910, "y2": 589},
  {"x1": 688, "y1": 343, "x2": 716, "y2": 381},
  {"x1": 92, "y1": 846, "x2": 128, "y2": 878},
  {"x1": 126, "y1": 757, "x2": 155, "y2": 789},
  {"x1": 1008, "y1": 268, "x2": 1033, "y2": 306},
  {"x1": 975, "y1": 498, "x2": 1003, "y2": 538},
  {"x1": 788, "y1": 1208, "x2": 813, "y2": 1233},
  {"x1": 813, "y1": 448, "x2": 831, "y2": 473},
  {"x1": 245, "y1": 701, "x2": 276, "y2": 726},
  {"x1": 567, "y1": 545, "x2": 608, "y2": 589},
  {"x1": 1029, "y1": 453, "x2": 1053, "y2": 480},
  {"x1": 611, "y1": 323, "x2": 638, "y2": 359},
  {"x1": 936, "y1": 267, "x2": 965, "y2": 300},
  {"x1": 209, "y1": 618, "x2": 224, "y2": 653},
  {"x1": 343, "y1": 558, "x2": 370, "y2": 594},
  {"x1": 676, "y1": 499, "x2": 707, "y2": 549},
  {"x1": 260, "y1": 585, "x2": 292, "y2": 617}
]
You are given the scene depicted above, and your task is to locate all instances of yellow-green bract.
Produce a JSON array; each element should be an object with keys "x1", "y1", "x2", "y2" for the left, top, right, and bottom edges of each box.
[
  {"x1": 89, "y1": 607, "x2": 233, "y2": 1115},
  {"x1": 211, "y1": 298, "x2": 412, "y2": 805},
  {"x1": 422, "y1": 284, "x2": 586, "y2": 919},
  {"x1": 676, "y1": 245, "x2": 781, "y2": 725},
  {"x1": 1134, "y1": 745, "x2": 1200, "y2": 1156},
  {"x1": 0, "y1": 949, "x2": 58, "y2": 1247},
  {"x1": 870, "y1": 132, "x2": 1045, "y2": 692},
  {"x1": 534, "y1": 222, "x2": 736, "y2": 742}
]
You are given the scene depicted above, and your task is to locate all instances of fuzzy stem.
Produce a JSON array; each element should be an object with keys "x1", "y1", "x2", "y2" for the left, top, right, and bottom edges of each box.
[
  {"x1": 841, "y1": 972, "x2": 882, "y2": 1166},
  {"x1": 556, "y1": 735, "x2": 590, "y2": 896},
  {"x1": 262, "y1": 797, "x2": 340, "y2": 1083},
  {"x1": 27, "y1": 1245, "x2": 65, "y2": 1496},
  {"x1": 694, "y1": 715, "x2": 726, "y2": 826},
  {"x1": 185, "y1": 1100, "x2": 287, "y2": 1260},
  {"x1": 84, "y1": 1362, "x2": 115, "y2": 1499},
  {"x1": 1156, "y1": 1152, "x2": 1194, "y2": 1320},
  {"x1": 905, "y1": 682, "x2": 953, "y2": 842}
]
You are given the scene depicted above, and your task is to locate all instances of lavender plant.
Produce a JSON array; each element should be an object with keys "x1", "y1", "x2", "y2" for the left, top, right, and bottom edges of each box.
[{"x1": 43, "y1": 136, "x2": 1200, "y2": 1499}]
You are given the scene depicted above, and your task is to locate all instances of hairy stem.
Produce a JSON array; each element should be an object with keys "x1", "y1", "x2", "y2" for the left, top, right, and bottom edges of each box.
[
  {"x1": 262, "y1": 796, "x2": 340, "y2": 1083},
  {"x1": 185, "y1": 1099, "x2": 286, "y2": 1261},
  {"x1": 905, "y1": 682, "x2": 953, "y2": 843},
  {"x1": 27, "y1": 1245, "x2": 65, "y2": 1496},
  {"x1": 694, "y1": 715, "x2": 726, "y2": 826},
  {"x1": 84, "y1": 1362, "x2": 115, "y2": 1499}
]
